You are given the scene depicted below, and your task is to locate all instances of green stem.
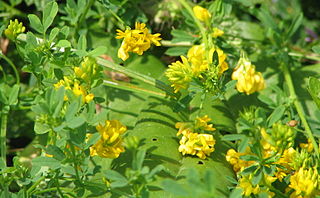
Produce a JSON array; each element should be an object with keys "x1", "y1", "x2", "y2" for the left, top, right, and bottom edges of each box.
[
  {"x1": 33, "y1": 187, "x2": 76, "y2": 197},
  {"x1": 288, "y1": 52, "x2": 320, "y2": 62},
  {"x1": 160, "y1": 40, "x2": 192, "y2": 47},
  {"x1": 0, "y1": 52, "x2": 20, "y2": 84},
  {"x1": 97, "y1": 58, "x2": 178, "y2": 98},
  {"x1": 108, "y1": 9, "x2": 125, "y2": 29},
  {"x1": 76, "y1": 0, "x2": 95, "y2": 31},
  {"x1": 27, "y1": 176, "x2": 46, "y2": 195},
  {"x1": 69, "y1": 143, "x2": 82, "y2": 185},
  {"x1": 177, "y1": 0, "x2": 209, "y2": 49},
  {"x1": 0, "y1": 111, "x2": 8, "y2": 167},
  {"x1": 103, "y1": 79, "x2": 167, "y2": 98},
  {"x1": 55, "y1": 171, "x2": 64, "y2": 197},
  {"x1": 282, "y1": 62, "x2": 319, "y2": 157}
]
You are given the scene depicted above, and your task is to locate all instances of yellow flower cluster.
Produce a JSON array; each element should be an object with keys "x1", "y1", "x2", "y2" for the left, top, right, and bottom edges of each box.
[
  {"x1": 212, "y1": 27, "x2": 224, "y2": 38},
  {"x1": 74, "y1": 57, "x2": 100, "y2": 84},
  {"x1": 226, "y1": 148, "x2": 254, "y2": 172},
  {"x1": 175, "y1": 115, "x2": 216, "y2": 159},
  {"x1": 166, "y1": 45, "x2": 228, "y2": 93},
  {"x1": 90, "y1": 120, "x2": 126, "y2": 158},
  {"x1": 116, "y1": 22, "x2": 162, "y2": 61},
  {"x1": 4, "y1": 19, "x2": 25, "y2": 40},
  {"x1": 232, "y1": 54, "x2": 265, "y2": 95},
  {"x1": 238, "y1": 175, "x2": 260, "y2": 196},
  {"x1": 238, "y1": 175, "x2": 275, "y2": 197},
  {"x1": 54, "y1": 77, "x2": 94, "y2": 103},
  {"x1": 193, "y1": 6, "x2": 211, "y2": 22},
  {"x1": 178, "y1": 132, "x2": 215, "y2": 160},
  {"x1": 288, "y1": 167, "x2": 320, "y2": 198}
]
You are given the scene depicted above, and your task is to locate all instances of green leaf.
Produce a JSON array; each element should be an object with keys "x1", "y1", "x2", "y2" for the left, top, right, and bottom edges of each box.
[
  {"x1": 8, "y1": 84, "x2": 20, "y2": 105},
  {"x1": 52, "y1": 87, "x2": 65, "y2": 117},
  {"x1": 162, "y1": 179, "x2": 189, "y2": 196},
  {"x1": 104, "y1": 170, "x2": 128, "y2": 188},
  {"x1": 308, "y1": 77, "x2": 320, "y2": 109},
  {"x1": 171, "y1": 29, "x2": 196, "y2": 43},
  {"x1": 43, "y1": 1, "x2": 58, "y2": 33},
  {"x1": 267, "y1": 105, "x2": 286, "y2": 127},
  {"x1": 84, "y1": 133, "x2": 100, "y2": 149},
  {"x1": 132, "y1": 149, "x2": 146, "y2": 171},
  {"x1": 49, "y1": 27, "x2": 59, "y2": 42},
  {"x1": 88, "y1": 46, "x2": 107, "y2": 57},
  {"x1": 165, "y1": 47, "x2": 189, "y2": 56},
  {"x1": 312, "y1": 45, "x2": 320, "y2": 54},
  {"x1": 77, "y1": 34, "x2": 87, "y2": 51},
  {"x1": 55, "y1": 40, "x2": 71, "y2": 48},
  {"x1": 28, "y1": 14, "x2": 43, "y2": 34},
  {"x1": 286, "y1": 13, "x2": 303, "y2": 39},
  {"x1": 65, "y1": 100, "x2": 80, "y2": 121},
  {"x1": 236, "y1": 21, "x2": 265, "y2": 41},
  {"x1": 32, "y1": 156, "x2": 61, "y2": 169},
  {"x1": 256, "y1": 8, "x2": 278, "y2": 31},
  {"x1": 45, "y1": 145, "x2": 66, "y2": 161},
  {"x1": 221, "y1": 134, "x2": 245, "y2": 141},
  {"x1": 34, "y1": 122, "x2": 51, "y2": 134},
  {"x1": 67, "y1": 116, "x2": 86, "y2": 129}
]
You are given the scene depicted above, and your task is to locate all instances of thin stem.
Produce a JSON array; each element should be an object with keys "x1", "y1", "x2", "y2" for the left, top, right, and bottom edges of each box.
[
  {"x1": 160, "y1": 40, "x2": 192, "y2": 47},
  {"x1": 177, "y1": 0, "x2": 208, "y2": 49},
  {"x1": 69, "y1": 143, "x2": 82, "y2": 186},
  {"x1": 27, "y1": 176, "x2": 46, "y2": 195},
  {"x1": 108, "y1": 9, "x2": 125, "y2": 29},
  {"x1": 33, "y1": 187, "x2": 77, "y2": 197},
  {"x1": 0, "y1": 111, "x2": 8, "y2": 168},
  {"x1": 0, "y1": 52, "x2": 20, "y2": 84},
  {"x1": 103, "y1": 79, "x2": 167, "y2": 98},
  {"x1": 282, "y1": 62, "x2": 319, "y2": 157},
  {"x1": 97, "y1": 57, "x2": 178, "y2": 98},
  {"x1": 0, "y1": 106, "x2": 9, "y2": 166},
  {"x1": 55, "y1": 171, "x2": 64, "y2": 197},
  {"x1": 76, "y1": 0, "x2": 95, "y2": 32}
]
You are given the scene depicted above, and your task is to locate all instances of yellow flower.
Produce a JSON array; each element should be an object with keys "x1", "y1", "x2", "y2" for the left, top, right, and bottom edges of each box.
[
  {"x1": 90, "y1": 120, "x2": 127, "y2": 158},
  {"x1": 193, "y1": 6, "x2": 211, "y2": 22},
  {"x1": 299, "y1": 139, "x2": 314, "y2": 153},
  {"x1": 74, "y1": 57, "x2": 100, "y2": 84},
  {"x1": 226, "y1": 148, "x2": 254, "y2": 172},
  {"x1": 175, "y1": 122, "x2": 193, "y2": 136},
  {"x1": 194, "y1": 115, "x2": 216, "y2": 131},
  {"x1": 4, "y1": 19, "x2": 25, "y2": 40},
  {"x1": 165, "y1": 56, "x2": 193, "y2": 93},
  {"x1": 187, "y1": 45, "x2": 209, "y2": 76},
  {"x1": 238, "y1": 175, "x2": 260, "y2": 196},
  {"x1": 210, "y1": 47, "x2": 229, "y2": 75},
  {"x1": 178, "y1": 132, "x2": 215, "y2": 159},
  {"x1": 288, "y1": 167, "x2": 319, "y2": 198},
  {"x1": 187, "y1": 45, "x2": 229, "y2": 77},
  {"x1": 275, "y1": 147, "x2": 296, "y2": 181},
  {"x1": 54, "y1": 77, "x2": 94, "y2": 103},
  {"x1": 72, "y1": 82, "x2": 94, "y2": 103},
  {"x1": 116, "y1": 22, "x2": 161, "y2": 61},
  {"x1": 212, "y1": 27, "x2": 224, "y2": 38},
  {"x1": 232, "y1": 54, "x2": 265, "y2": 95}
]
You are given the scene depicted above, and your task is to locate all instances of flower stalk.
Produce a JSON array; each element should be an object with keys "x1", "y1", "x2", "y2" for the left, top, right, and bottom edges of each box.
[{"x1": 282, "y1": 62, "x2": 319, "y2": 157}]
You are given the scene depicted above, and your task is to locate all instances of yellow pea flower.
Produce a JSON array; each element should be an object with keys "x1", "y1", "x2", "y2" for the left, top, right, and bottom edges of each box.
[
  {"x1": 232, "y1": 54, "x2": 265, "y2": 95},
  {"x1": 288, "y1": 167, "x2": 319, "y2": 198},
  {"x1": 193, "y1": 5, "x2": 211, "y2": 22},
  {"x1": 178, "y1": 132, "x2": 215, "y2": 159},
  {"x1": 90, "y1": 120, "x2": 127, "y2": 158},
  {"x1": 212, "y1": 27, "x2": 224, "y2": 38},
  {"x1": 116, "y1": 22, "x2": 161, "y2": 61},
  {"x1": 4, "y1": 19, "x2": 25, "y2": 40},
  {"x1": 165, "y1": 56, "x2": 193, "y2": 93}
]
